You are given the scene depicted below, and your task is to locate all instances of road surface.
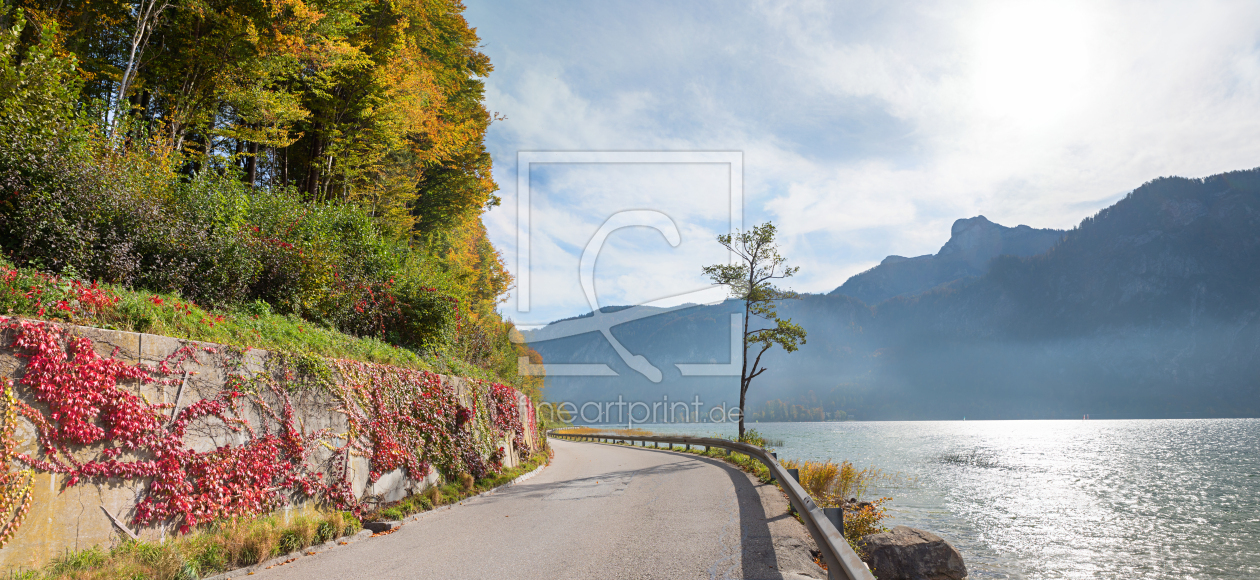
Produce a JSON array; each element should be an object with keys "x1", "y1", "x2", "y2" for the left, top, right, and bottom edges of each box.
[{"x1": 248, "y1": 438, "x2": 825, "y2": 580}]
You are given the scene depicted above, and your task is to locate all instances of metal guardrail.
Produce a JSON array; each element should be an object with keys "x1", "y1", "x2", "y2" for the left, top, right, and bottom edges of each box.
[{"x1": 548, "y1": 430, "x2": 875, "y2": 580}]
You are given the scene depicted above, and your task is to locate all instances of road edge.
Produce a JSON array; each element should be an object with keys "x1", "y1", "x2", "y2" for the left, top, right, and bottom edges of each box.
[{"x1": 203, "y1": 455, "x2": 553, "y2": 580}]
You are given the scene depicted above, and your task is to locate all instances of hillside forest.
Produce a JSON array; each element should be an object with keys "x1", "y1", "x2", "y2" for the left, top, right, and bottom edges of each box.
[{"x1": 0, "y1": 0, "x2": 542, "y2": 397}]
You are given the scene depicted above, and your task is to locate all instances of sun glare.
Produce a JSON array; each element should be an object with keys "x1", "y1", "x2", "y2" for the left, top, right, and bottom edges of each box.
[{"x1": 971, "y1": 1, "x2": 1095, "y2": 130}]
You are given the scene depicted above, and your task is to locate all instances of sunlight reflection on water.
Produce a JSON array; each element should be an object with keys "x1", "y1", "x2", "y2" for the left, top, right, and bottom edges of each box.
[{"x1": 637, "y1": 419, "x2": 1260, "y2": 579}]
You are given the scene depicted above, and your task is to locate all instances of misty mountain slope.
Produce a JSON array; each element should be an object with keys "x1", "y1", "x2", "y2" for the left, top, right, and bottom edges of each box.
[
  {"x1": 528, "y1": 167, "x2": 1260, "y2": 420},
  {"x1": 859, "y1": 168, "x2": 1260, "y2": 418},
  {"x1": 529, "y1": 294, "x2": 878, "y2": 412},
  {"x1": 831, "y1": 215, "x2": 1064, "y2": 304},
  {"x1": 878, "y1": 168, "x2": 1260, "y2": 338}
]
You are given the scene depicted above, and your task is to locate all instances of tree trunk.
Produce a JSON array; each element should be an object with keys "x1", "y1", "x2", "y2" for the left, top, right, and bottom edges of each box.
[
  {"x1": 304, "y1": 129, "x2": 323, "y2": 199},
  {"x1": 112, "y1": 0, "x2": 171, "y2": 138},
  {"x1": 245, "y1": 139, "x2": 258, "y2": 187},
  {"x1": 738, "y1": 270, "x2": 754, "y2": 442},
  {"x1": 738, "y1": 383, "x2": 747, "y2": 440}
]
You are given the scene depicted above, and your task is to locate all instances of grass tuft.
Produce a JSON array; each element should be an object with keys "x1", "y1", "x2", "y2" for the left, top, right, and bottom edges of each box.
[
  {"x1": 10, "y1": 510, "x2": 360, "y2": 579},
  {"x1": 359, "y1": 451, "x2": 550, "y2": 525}
]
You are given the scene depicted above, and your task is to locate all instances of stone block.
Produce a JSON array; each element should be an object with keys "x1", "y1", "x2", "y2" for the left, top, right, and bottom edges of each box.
[
  {"x1": 73, "y1": 326, "x2": 142, "y2": 365},
  {"x1": 362, "y1": 520, "x2": 401, "y2": 533},
  {"x1": 860, "y1": 526, "x2": 967, "y2": 580}
]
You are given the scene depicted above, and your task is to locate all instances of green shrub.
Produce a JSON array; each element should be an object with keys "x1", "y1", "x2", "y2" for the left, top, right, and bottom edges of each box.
[
  {"x1": 0, "y1": 27, "x2": 462, "y2": 354},
  {"x1": 378, "y1": 507, "x2": 403, "y2": 521},
  {"x1": 738, "y1": 428, "x2": 768, "y2": 447},
  {"x1": 0, "y1": 127, "x2": 461, "y2": 354},
  {"x1": 44, "y1": 546, "x2": 106, "y2": 575}
]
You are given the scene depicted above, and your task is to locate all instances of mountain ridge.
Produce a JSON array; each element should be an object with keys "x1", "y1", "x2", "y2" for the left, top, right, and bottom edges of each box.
[
  {"x1": 527, "y1": 167, "x2": 1260, "y2": 421},
  {"x1": 830, "y1": 215, "x2": 1065, "y2": 304}
]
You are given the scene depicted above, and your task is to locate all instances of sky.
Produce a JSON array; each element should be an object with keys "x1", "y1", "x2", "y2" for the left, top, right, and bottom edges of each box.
[{"x1": 465, "y1": 0, "x2": 1260, "y2": 326}]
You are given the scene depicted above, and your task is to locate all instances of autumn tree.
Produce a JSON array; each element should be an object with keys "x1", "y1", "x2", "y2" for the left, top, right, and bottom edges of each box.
[
  {"x1": 9, "y1": 0, "x2": 496, "y2": 238},
  {"x1": 0, "y1": 0, "x2": 538, "y2": 393},
  {"x1": 703, "y1": 222, "x2": 807, "y2": 440}
]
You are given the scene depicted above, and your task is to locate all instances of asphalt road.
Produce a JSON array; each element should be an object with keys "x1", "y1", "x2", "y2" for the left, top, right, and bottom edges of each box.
[{"x1": 248, "y1": 438, "x2": 825, "y2": 580}]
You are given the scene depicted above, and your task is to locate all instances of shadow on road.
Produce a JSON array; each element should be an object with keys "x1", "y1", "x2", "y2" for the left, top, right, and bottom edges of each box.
[
  {"x1": 477, "y1": 454, "x2": 706, "y2": 503},
  {"x1": 509, "y1": 444, "x2": 784, "y2": 577},
  {"x1": 711, "y1": 454, "x2": 782, "y2": 578},
  {"x1": 627, "y1": 449, "x2": 786, "y2": 578}
]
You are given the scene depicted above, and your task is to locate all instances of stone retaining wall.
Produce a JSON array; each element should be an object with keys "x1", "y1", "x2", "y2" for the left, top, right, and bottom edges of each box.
[{"x1": 0, "y1": 320, "x2": 538, "y2": 571}]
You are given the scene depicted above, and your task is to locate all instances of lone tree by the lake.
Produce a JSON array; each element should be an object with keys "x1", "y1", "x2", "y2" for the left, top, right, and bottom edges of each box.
[{"x1": 703, "y1": 221, "x2": 806, "y2": 440}]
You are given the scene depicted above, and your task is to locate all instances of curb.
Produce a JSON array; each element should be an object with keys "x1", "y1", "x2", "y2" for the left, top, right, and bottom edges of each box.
[{"x1": 200, "y1": 458, "x2": 551, "y2": 579}]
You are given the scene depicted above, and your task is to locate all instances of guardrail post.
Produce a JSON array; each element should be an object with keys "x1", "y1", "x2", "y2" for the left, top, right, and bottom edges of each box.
[
  {"x1": 787, "y1": 468, "x2": 800, "y2": 483},
  {"x1": 823, "y1": 507, "x2": 844, "y2": 536}
]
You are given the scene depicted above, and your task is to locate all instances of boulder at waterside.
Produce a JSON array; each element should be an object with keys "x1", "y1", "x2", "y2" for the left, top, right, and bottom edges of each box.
[{"x1": 860, "y1": 526, "x2": 967, "y2": 580}]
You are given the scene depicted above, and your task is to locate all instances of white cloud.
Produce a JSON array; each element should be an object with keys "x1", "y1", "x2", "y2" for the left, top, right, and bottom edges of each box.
[{"x1": 468, "y1": 0, "x2": 1260, "y2": 323}]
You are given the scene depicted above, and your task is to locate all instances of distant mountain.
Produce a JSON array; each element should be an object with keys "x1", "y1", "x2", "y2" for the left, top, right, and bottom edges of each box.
[
  {"x1": 831, "y1": 216, "x2": 1064, "y2": 304},
  {"x1": 528, "y1": 168, "x2": 1260, "y2": 421}
]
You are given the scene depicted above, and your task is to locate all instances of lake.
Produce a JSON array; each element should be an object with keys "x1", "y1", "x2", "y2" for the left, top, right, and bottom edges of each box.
[{"x1": 633, "y1": 419, "x2": 1260, "y2": 579}]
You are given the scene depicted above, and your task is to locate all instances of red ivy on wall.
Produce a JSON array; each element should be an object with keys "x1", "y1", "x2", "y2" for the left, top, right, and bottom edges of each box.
[
  {"x1": 3, "y1": 318, "x2": 323, "y2": 532},
  {"x1": 0, "y1": 317, "x2": 537, "y2": 538},
  {"x1": 328, "y1": 363, "x2": 536, "y2": 492}
]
